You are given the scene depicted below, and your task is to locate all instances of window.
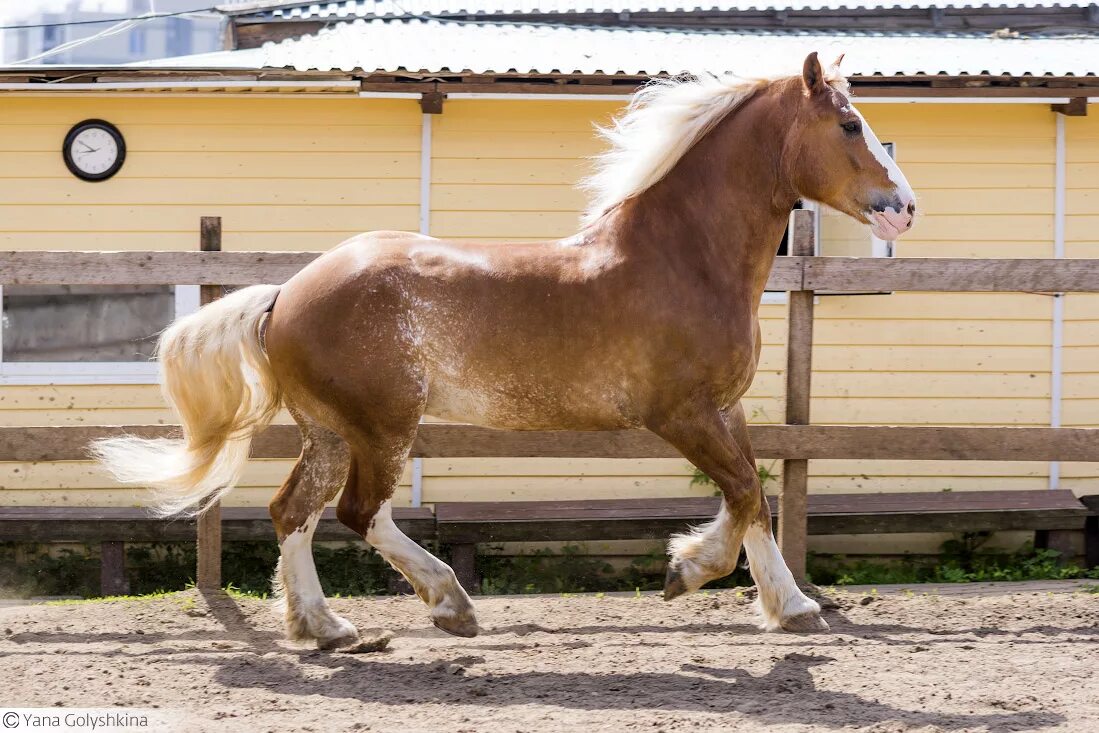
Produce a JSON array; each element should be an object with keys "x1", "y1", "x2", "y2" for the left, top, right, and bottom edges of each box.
[
  {"x1": 41, "y1": 16, "x2": 62, "y2": 51},
  {"x1": 165, "y1": 17, "x2": 192, "y2": 57},
  {"x1": 128, "y1": 29, "x2": 146, "y2": 56},
  {"x1": 765, "y1": 142, "x2": 898, "y2": 303},
  {"x1": 0, "y1": 284, "x2": 199, "y2": 384},
  {"x1": 817, "y1": 142, "x2": 898, "y2": 259},
  {"x1": 15, "y1": 29, "x2": 29, "y2": 61}
]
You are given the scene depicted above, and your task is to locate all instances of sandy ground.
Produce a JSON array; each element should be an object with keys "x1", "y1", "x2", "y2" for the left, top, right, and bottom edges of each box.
[{"x1": 1, "y1": 581, "x2": 1096, "y2": 732}]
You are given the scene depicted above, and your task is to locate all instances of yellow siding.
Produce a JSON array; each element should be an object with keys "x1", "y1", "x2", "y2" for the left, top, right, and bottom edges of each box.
[
  {"x1": 0, "y1": 97, "x2": 421, "y2": 253},
  {"x1": 807, "y1": 104, "x2": 1056, "y2": 493},
  {"x1": 0, "y1": 96, "x2": 420, "y2": 508},
  {"x1": 1, "y1": 95, "x2": 1091, "y2": 513}
]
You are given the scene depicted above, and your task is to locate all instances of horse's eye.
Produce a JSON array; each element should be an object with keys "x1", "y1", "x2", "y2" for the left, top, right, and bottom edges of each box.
[{"x1": 841, "y1": 120, "x2": 862, "y2": 135}]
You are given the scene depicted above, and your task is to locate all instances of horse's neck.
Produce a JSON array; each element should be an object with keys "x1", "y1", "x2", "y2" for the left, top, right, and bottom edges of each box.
[{"x1": 607, "y1": 88, "x2": 798, "y2": 307}]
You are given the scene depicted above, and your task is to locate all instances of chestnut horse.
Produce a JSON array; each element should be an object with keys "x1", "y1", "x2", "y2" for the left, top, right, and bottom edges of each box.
[{"x1": 94, "y1": 53, "x2": 915, "y2": 649}]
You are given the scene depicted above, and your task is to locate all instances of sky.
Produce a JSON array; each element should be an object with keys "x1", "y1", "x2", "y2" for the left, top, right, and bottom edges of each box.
[
  {"x1": 0, "y1": 2, "x2": 128, "y2": 61},
  {"x1": 0, "y1": 0, "x2": 128, "y2": 24},
  {"x1": 0, "y1": 1, "x2": 232, "y2": 64}
]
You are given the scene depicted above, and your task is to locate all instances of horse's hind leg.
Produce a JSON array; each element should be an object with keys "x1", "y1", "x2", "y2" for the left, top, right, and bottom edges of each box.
[
  {"x1": 269, "y1": 407, "x2": 359, "y2": 649},
  {"x1": 337, "y1": 424, "x2": 479, "y2": 638}
]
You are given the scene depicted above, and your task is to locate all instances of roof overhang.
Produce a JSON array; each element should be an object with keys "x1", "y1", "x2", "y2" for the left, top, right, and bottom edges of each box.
[
  {"x1": 0, "y1": 66, "x2": 1096, "y2": 101},
  {"x1": 219, "y1": 2, "x2": 1099, "y2": 51}
]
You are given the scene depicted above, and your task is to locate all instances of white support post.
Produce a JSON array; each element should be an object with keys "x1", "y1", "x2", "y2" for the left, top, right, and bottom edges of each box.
[
  {"x1": 411, "y1": 112, "x2": 434, "y2": 507},
  {"x1": 1050, "y1": 113, "x2": 1066, "y2": 490}
]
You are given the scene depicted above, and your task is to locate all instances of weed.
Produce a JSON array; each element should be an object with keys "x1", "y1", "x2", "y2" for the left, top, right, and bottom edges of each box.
[
  {"x1": 691, "y1": 463, "x2": 778, "y2": 496},
  {"x1": 7, "y1": 529, "x2": 1097, "y2": 600},
  {"x1": 479, "y1": 544, "x2": 614, "y2": 595},
  {"x1": 44, "y1": 590, "x2": 184, "y2": 606},
  {"x1": 807, "y1": 539, "x2": 1099, "y2": 587},
  {"x1": 1, "y1": 539, "x2": 394, "y2": 600}
]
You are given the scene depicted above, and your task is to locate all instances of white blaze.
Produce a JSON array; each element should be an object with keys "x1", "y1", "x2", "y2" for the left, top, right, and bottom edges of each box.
[
  {"x1": 850, "y1": 103, "x2": 916, "y2": 240},
  {"x1": 851, "y1": 105, "x2": 915, "y2": 203}
]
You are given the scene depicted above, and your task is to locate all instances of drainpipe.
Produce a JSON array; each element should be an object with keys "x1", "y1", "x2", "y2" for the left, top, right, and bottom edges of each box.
[
  {"x1": 410, "y1": 113, "x2": 434, "y2": 507},
  {"x1": 1049, "y1": 113, "x2": 1066, "y2": 490}
]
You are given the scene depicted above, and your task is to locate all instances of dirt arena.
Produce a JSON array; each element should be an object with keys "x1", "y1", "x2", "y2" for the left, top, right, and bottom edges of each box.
[{"x1": 1, "y1": 580, "x2": 1096, "y2": 732}]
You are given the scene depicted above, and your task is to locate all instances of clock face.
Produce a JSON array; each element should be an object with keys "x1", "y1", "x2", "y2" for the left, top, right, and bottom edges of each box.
[{"x1": 63, "y1": 120, "x2": 125, "y2": 181}]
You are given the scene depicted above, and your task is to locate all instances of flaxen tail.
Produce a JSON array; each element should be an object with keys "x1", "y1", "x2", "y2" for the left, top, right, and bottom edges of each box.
[{"x1": 90, "y1": 284, "x2": 282, "y2": 517}]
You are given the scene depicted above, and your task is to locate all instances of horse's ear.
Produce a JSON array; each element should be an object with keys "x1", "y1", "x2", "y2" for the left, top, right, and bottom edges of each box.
[
  {"x1": 802, "y1": 52, "x2": 826, "y2": 95},
  {"x1": 832, "y1": 53, "x2": 845, "y2": 69}
]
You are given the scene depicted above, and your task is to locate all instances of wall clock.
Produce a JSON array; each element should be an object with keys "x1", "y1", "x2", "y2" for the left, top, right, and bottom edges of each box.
[{"x1": 63, "y1": 119, "x2": 126, "y2": 181}]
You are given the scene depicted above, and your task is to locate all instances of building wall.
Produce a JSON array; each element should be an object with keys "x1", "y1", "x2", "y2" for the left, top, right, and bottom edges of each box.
[
  {"x1": 810, "y1": 104, "x2": 1057, "y2": 496},
  {"x1": 0, "y1": 95, "x2": 420, "y2": 507},
  {"x1": 0, "y1": 94, "x2": 1086, "y2": 527}
]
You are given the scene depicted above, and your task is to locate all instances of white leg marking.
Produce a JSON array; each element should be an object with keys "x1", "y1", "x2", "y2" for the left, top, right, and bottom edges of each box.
[
  {"x1": 366, "y1": 501, "x2": 478, "y2": 636},
  {"x1": 742, "y1": 524, "x2": 824, "y2": 632},
  {"x1": 668, "y1": 503, "x2": 744, "y2": 593},
  {"x1": 278, "y1": 511, "x2": 358, "y2": 646}
]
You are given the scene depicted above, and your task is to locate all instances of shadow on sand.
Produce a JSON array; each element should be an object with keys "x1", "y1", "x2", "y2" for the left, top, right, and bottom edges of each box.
[{"x1": 127, "y1": 594, "x2": 1066, "y2": 730}]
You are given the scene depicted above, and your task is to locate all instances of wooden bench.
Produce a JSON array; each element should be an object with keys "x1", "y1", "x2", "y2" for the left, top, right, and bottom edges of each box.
[
  {"x1": 0, "y1": 506, "x2": 434, "y2": 596},
  {"x1": 1081, "y1": 494, "x2": 1099, "y2": 569},
  {"x1": 4, "y1": 491, "x2": 1094, "y2": 597},
  {"x1": 435, "y1": 490, "x2": 1094, "y2": 591}
]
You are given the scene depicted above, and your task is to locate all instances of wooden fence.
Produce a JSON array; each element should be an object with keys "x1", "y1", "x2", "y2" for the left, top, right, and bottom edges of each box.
[{"x1": 3, "y1": 212, "x2": 1099, "y2": 583}]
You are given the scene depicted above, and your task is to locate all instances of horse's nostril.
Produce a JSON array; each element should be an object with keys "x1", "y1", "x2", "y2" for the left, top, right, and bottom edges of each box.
[{"x1": 907, "y1": 201, "x2": 916, "y2": 216}]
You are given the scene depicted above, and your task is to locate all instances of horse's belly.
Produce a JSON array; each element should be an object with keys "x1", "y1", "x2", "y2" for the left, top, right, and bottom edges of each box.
[{"x1": 424, "y1": 376, "x2": 639, "y2": 431}]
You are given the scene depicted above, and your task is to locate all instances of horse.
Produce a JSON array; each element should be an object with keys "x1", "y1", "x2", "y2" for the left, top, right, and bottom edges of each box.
[{"x1": 93, "y1": 52, "x2": 915, "y2": 649}]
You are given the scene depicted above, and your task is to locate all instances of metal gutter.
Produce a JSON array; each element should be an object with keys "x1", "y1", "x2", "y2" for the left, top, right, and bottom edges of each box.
[
  {"x1": 1050, "y1": 112, "x2": 1067, "y2": 490},
  {"x1": 411, "y1": 112, "x2": 434, "y2": 508}
]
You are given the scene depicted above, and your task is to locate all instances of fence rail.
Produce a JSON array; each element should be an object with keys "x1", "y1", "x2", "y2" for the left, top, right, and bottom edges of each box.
[
  {"x1": 2, "y1": 213, "x2": 1097, "y2": 585},
  {"x1": 3, "y1": 424, "x2": 1099, "y2": 463},
  {"x1": 3, "y1": 251, "x2": 1099, "y2": 291}
]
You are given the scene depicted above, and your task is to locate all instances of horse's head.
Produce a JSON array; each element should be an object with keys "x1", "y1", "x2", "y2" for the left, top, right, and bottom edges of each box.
[{"x1": 787, "y1": 52, "x2": 916, "y2": 240}]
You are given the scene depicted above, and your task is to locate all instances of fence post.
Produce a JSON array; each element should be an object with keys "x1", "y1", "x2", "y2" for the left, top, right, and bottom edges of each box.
[
  {"x1": 196, "y1": 216, "x2": 223, "y2": 591},
  {"x1": 779, "y1": 209, "x2": 815, "y2": 581}
]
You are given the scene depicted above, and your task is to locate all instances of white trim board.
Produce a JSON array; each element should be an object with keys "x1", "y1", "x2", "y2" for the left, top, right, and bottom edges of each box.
[
  {"x1": 0, "y1": 81, "x2": 361, "y2": 91},
  {"x1": 1049, "y1": 113, "x2": 1066, "y2": 491},
  {"x1": 411, "y1": 111, "x2": 435, "y2": 507}
]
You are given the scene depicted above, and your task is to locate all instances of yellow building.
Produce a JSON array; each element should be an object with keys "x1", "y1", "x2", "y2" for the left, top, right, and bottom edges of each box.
[{"x1": 1, "y1": 11, "x2": 1096, "y2": 554}]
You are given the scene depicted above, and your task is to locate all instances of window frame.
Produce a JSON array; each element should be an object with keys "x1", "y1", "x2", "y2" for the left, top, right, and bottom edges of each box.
[
  {"x1": 0, "y1": 284, "x2": 200, "y2": 385},
  {"x1": 765, "y1": 141, "x2": 898, "y2": 304}
]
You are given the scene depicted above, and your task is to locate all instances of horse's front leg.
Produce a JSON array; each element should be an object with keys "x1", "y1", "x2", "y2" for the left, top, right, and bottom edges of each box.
[{"x1": 648, "y1": 401, "x2": 826, "y2": 632}]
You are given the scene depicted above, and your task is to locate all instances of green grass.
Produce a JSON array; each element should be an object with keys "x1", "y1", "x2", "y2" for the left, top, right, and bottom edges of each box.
[
  {"x1": 6, "y1": 530, "x2": 1097, "y2": 600},
  {"x1": 808, "y1": 536, "x2": 1099, "y2": 586},
  {"x1": 1, "y1": 540, "x2": 394, "y2": 600},
  {"x1": 44, "y1": 589, "x2": 186, "y2": 606}
]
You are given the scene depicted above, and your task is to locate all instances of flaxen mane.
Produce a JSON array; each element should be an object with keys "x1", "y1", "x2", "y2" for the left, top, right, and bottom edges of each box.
[{"x1": 581, "y1": 71, "x2": 850, "y2": 224}]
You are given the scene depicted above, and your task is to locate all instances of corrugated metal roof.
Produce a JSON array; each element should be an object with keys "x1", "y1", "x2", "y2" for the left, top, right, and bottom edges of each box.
[
  {"x1": 171, "y1": 17, "x2": 1099, "y2": 76},
  {"x1": 229, "y1": 0, "x2": 1093, "y2": 20}
]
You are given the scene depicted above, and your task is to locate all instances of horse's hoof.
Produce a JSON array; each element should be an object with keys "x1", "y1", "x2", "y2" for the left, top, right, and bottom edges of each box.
[
  {"x1": 663, "y1": 566, "x2": 689, "y2": 601},
  {"x1": 780, "y1": 611, "x2": 830, "y2": 633},
  {"x1": 316, "y1": 631, "x2": 360, "y2": 650},
  {"x1": 432, "y1": 611, "x2": 480, "y2": 638}
]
